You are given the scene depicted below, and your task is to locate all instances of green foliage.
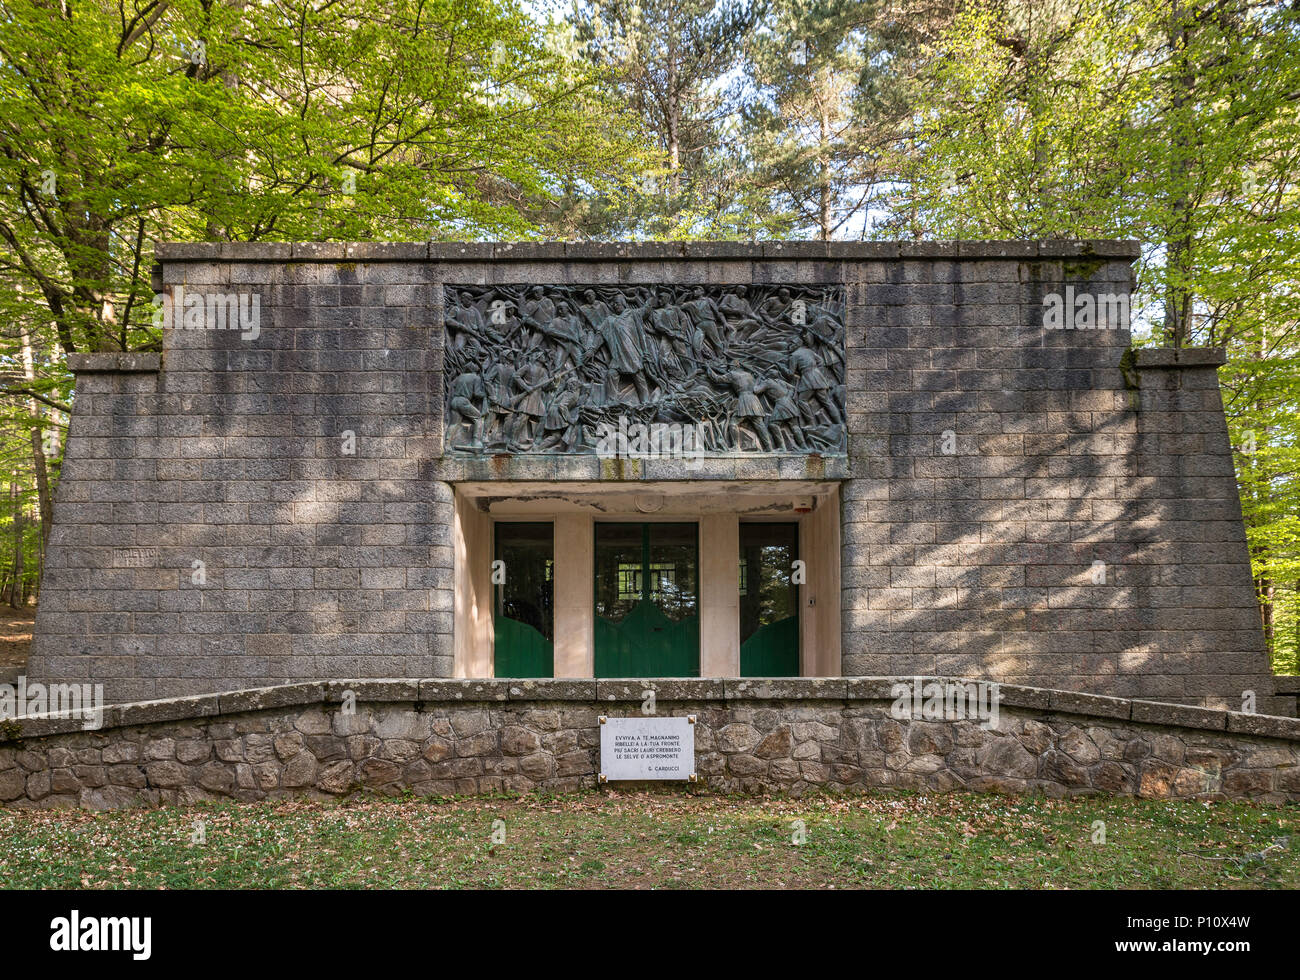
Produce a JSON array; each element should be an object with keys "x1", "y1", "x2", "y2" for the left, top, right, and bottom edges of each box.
[
  {"x1": 887, "y1": 0, "x2": 1152, "y2": 240},
  {"x1": 893, "y1": 0, "x2": 1300, "y2": 672},
  {"x1": 1, "y1": 0, "x2": 1298, "y2": 671},
  {"x1": 565, "y1": 0, "x2": 766, "y2": 238},
  {"x1": 0, "y1": 0, "x2": 636, "y2": 353},
  {"x1": 743, "y1": 0, "x2": 872, "y2": 239}
]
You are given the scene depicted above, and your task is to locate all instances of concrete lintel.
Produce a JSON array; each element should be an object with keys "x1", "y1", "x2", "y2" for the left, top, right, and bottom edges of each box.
[
  {"x1": 724, "y1": 677, "x2": 850, "y2": 700},
  {"x1": 454, "y1": 479, "x2": 842, "y2": 518},
  {"x1": 1227, "y1": 711, "x2": 1300, "y2": 740},
  {"x1": 507, "y1": 679, "x2": 598, "y2": 700},
  {"x1": 439, "y1": 455, "x2": 851, "y2": 483},
  {"x1": 1048, "y1": 688, "x2": 1133, "y2": 720},
  {"x1": 1131, "y1": 698, "x2": 1228, "y2": 732},
  {"x1": 596, "y1": 678, "x2": 726, "y2": 701}
]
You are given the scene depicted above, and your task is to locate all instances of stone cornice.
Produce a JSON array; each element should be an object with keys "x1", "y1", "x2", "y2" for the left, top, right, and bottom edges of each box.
[
  {"x1": 154, "y1": 240, "x2": 1143, "y2": 263},
  {"x1": 65, "y1": 353, "x2": 161, "y2": 373},
  {"x1": 1131, "y1": 347, "x2": 1227, "y2": 368}
]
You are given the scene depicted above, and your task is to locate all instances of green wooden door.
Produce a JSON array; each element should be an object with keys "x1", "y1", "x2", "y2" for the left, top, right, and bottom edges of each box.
[
  {"x1": 594, "y1": 522, "x2": 699, "y2": 677},
  {"x1": 739, "y1": 522, "x2": 800, "y2": 676},
  {"x1": 493, "y1": 522, "x2": 554, "y2": 677}
]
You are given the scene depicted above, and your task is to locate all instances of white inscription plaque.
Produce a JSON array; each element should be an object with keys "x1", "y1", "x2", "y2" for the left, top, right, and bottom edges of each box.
[{"x1": 599, "y1": 716, "x2": 696, "y2": 782}]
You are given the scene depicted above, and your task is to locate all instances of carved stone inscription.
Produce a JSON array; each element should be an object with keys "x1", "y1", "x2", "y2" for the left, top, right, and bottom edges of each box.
[{"x1": 444, "y1": 284, "x2": 845, "y2": 454}]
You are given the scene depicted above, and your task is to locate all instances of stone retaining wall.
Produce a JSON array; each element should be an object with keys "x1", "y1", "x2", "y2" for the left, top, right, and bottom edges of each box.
[{"x1": 2, "y1": 679, "x2": 1297, "y2": 808}]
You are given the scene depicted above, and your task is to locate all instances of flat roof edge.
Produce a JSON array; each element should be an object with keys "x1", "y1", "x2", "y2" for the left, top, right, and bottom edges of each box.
[{"x1": 154, "y1": 240, "x2": 1143, "y2": 263}]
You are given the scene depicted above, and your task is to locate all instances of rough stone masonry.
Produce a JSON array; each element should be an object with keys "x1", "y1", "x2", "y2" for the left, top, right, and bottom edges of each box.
[
  {"x1": 3, "y1": 679, "x2": 1298, "y2": 809},
  {"x1": 25, "y1": 241, "x2": 1286, "y2": 714}
]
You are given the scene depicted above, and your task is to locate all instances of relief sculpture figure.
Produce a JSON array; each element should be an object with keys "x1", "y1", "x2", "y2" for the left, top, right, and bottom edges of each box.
[{"x1": 582, "y1": 295, "x2": 652, "y2": 405}]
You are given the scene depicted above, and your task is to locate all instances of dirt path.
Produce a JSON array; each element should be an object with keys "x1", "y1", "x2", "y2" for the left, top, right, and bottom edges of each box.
[{"x1": 0, "y1": 608, "x2": 35, "y2": 676}]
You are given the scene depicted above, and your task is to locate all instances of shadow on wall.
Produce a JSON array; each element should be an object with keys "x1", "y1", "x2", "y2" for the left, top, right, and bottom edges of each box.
[{"x1": 840, "y1": 259, "x2": 1271, "y2": 711}]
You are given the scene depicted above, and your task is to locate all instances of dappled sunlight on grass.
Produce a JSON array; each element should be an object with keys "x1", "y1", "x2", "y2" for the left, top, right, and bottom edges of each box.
[{"x1": 0, "y1": 789, "x2": 1295, "y2": 889}]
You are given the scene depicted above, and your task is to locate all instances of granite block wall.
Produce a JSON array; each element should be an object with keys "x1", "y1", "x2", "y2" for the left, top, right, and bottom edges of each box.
[
  {"x1": 837, "y1": 253, "x2": 1275, "y2": 712},
  {"x1": 25, "y1": 242, "x2": 1282, "y2": 712}
]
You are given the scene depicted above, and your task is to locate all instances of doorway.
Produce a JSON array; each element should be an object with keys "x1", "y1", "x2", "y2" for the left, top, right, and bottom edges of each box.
[
  {"x1": 593, "y1": 522, "x2": 699, "y2": 677},
  {"x1": 739, "y1": 522, "x2": 800, "y2": 676},
  {"x1": 493, "y1": 522, "x2": 554, "y2": 677}
]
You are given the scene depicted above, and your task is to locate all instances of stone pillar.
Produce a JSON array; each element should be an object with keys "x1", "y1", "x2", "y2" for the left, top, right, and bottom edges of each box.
[
  {"x1": 1129, "y1": 348, "x2": 1285, "y2": 714},
  {"x1": 803, "y1": 489, "x2": 842, "y2": 676},
  {"x1": 700, "y1": 515, "x2": 740, "y2": 676},
  {"x1": 27, "y1": 354, "x2": 163, "y2": 704},
  {"x1": 453, "y1": 489, "x2": 492, "y2": 678},
  {"x1": 553, "y1": 513, "x2": 594, "y2": 677}
]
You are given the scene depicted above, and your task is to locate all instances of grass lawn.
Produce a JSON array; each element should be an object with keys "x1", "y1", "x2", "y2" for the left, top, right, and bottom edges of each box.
[{"x1": 0, "y1": 790, "x2": 1295, "y2": 889}]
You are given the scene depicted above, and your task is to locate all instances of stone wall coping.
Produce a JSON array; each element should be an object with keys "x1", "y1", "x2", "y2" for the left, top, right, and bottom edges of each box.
[
  {"x1": 1273, "y1": 675, "x2": 1300, "y2": 695},
  {"x1": 65, "y1": 353, "x2": 161, "y2": 374},
  {"x1": 154, "y1": 240, "x2": 1142, "y2": 263},
  {"x1": 5, "y1": 677, "x2": 1298, "y2": 742},
  {"x1": 1132, "y1": 347, "x2": 1227, "y2": 368}
]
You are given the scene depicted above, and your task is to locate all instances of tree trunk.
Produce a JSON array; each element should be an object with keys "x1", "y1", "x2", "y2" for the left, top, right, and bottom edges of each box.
[
  {"x1": 1164, "y1": 1, "x2": 1195, "y2": 347},
  {"x1": 818, "y1": 75, "x2": 832, "y2": 241},
  {"x1": 1259, "y1": 575, "x2": 1274, "y2": 647},
  {"x1": 20, "y1": 326, "x2": 52, "y2": 549},
  {"x1": 1249, "y1": 325, "x2": 1272, "y2": 653},
  {"x1": 10, "y1": 482, "x2": 23, "y2": 611},
  {"x1": 666, "y1": 49, "x2": 680, "y2": 197}
]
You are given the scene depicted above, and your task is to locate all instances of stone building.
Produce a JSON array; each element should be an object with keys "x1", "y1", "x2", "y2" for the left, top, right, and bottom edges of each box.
[{"x1": 27, "y1": 241, "x2": 1288, "y2": 715}]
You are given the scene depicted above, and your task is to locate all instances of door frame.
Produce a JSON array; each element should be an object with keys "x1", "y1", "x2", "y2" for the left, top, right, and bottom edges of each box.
[
  {"x1": 452, "y1": 481, "x2": 841, "y2": 679},
  {"x1": 491, "y1": 520, "x2": 556, "y2": 678},
  {"x1": 738, "y1": 519, "x2": 801, "y2": 676}
]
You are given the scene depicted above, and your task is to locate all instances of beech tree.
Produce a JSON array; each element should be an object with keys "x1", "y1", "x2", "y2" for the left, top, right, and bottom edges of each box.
[{"x1": 0, "y1": 0, "x2": 635, "y2": 575}]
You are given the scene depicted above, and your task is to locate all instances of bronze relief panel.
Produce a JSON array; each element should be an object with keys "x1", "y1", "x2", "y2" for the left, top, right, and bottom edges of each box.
[{"x1": 444, "y1": 284, "x2": 845, "y2": 455}]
